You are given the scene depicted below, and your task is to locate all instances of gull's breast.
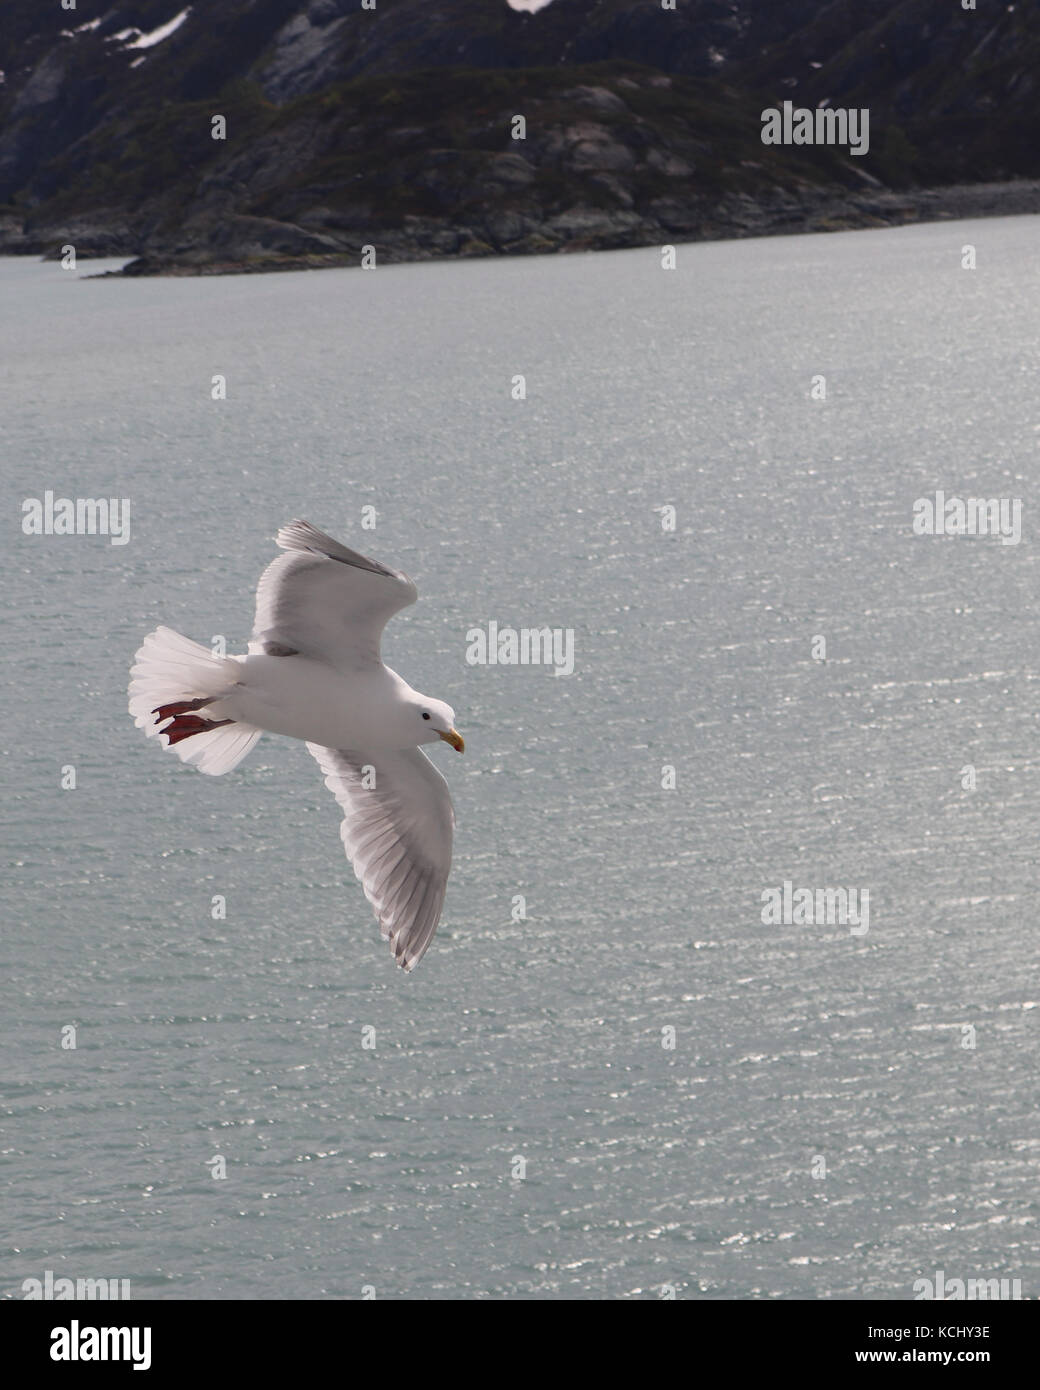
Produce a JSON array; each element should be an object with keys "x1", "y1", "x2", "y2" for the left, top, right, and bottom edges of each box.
[{"x1": 212, "y1": 654, "x2": 396, "y2": 749}]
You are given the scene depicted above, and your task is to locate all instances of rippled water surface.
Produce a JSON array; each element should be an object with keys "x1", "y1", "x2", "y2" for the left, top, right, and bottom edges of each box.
[{"x1": 3, "y1": 218, "x2": 1039, "y2": 1299}]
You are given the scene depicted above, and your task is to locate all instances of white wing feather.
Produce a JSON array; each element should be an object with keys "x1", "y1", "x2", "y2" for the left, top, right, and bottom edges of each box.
[
  {"x1": 307, "y1": 743, "x2": 455, "y2": 972},
  {"x1": 250, "y1": 520, "x2": 418, "y2": 671}
]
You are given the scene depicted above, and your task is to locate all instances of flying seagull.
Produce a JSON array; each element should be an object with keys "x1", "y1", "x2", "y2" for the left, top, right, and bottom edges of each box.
[{"x1": 129, "y1": 520, "x2": 463, "y2": 972}]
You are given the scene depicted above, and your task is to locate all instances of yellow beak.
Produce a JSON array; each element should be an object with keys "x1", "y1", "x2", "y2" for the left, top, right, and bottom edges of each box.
[{"x1": 438, "y1": 728, "x2": 465, "y2": 753}]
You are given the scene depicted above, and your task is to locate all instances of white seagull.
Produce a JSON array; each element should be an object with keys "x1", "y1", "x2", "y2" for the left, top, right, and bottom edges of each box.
[{"x1": 128, "y1": 520, "x2": 463, "y2": 972}]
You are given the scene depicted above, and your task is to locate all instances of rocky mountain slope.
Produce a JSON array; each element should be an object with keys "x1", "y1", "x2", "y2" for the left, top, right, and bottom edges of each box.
[{"x1": 1, "y1": 0, "x2": 1037, "y2": 273}]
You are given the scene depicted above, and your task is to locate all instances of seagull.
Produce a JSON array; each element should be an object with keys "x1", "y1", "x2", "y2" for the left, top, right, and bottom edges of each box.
[{"x1": 128, "y1": 520, "x2": 463, "y2": 972}]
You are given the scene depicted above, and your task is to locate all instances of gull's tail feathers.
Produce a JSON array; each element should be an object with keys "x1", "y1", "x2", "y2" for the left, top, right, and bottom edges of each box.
[{"x1": 128, "y1": 626, "x2": 261, "y2": 776}]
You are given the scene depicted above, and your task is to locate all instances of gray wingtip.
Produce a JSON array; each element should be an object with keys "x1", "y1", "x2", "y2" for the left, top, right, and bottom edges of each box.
[{"x1": 276, "y1": 519, "x2": 400, "y2": 580}]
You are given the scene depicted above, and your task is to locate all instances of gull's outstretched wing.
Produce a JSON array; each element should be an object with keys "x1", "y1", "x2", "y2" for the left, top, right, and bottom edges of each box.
[
  {"x1": 250, "y1": 520, "x2": 418, "y2": 670},
  {"x1": 307, "y1": 743, "x2": 455, "y2": 972}
]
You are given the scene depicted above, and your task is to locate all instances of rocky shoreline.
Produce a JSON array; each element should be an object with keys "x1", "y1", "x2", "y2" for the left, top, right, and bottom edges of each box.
[{"x1": 5, "y1": 179, "x2": 1037, "y2": 279}]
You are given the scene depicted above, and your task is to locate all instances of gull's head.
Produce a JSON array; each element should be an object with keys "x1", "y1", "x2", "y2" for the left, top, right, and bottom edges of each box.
[{"x1": 415, "y1": 697, "x2": 464, "y2": 753}]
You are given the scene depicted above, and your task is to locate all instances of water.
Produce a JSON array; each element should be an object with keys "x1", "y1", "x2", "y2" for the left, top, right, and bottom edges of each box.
[{"x1": 3, "y1": 218, "x2": 1039, "y2": 1300}]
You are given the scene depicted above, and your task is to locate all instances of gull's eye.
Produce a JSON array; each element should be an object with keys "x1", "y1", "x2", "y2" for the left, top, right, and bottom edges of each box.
[{"x1": 422, "y1": 711, "x2": 431, "y2": 720}]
